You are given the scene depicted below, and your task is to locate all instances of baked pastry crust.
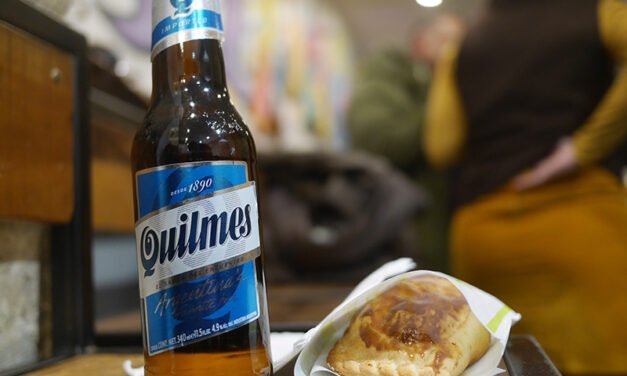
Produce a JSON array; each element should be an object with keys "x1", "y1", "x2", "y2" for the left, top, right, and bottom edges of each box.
[{"x1": 327, "y1": 275, "x2": 490, "y2": 376}]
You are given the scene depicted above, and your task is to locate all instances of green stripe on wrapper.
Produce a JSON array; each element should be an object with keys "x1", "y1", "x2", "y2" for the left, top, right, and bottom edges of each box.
[{"x1": 487, "y1": 305, "x2": 512, "y2": 333}]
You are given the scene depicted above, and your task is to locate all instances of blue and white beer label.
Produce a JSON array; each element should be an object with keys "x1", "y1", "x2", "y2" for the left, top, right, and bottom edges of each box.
[
  {"x1": 135, "y1": 161, "x2": 261, "y2": 355},
  {"x1": 152, "y1": 0, "x2": 225, "y2": 59}
]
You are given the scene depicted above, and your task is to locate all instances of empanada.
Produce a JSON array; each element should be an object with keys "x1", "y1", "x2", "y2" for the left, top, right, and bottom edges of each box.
[{"x1": 328, "y1": 275, "x2": 490, "y2": 376}]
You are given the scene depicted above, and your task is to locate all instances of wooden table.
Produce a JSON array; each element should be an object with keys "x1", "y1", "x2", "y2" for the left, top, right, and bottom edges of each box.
[{"x1": 23, "y1": 336, "x2": 560, "y2": 376}]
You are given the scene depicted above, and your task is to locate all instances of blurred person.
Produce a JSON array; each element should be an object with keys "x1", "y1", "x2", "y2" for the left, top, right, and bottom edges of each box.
[
  {"x1": 350, "y1": 14, "x2": 466, "y2": 169},
  {"x1": 349, "y1": 15, "x2": 465, "y2": 270},
  {"x1": 412, "y1": 14, "x2": 466, "y2": 67},
  {"x1": 424, "y1": 0, "x2": 627, "y2": 374}
]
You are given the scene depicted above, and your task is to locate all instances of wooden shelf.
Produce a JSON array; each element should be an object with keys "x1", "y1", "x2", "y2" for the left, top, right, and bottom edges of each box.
[{"x1": 0, "y1": 21, "x2": 75, "y2": 223}]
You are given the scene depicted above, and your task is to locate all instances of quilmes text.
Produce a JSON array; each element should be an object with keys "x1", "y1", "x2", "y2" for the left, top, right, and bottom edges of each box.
[{"x1": 140, "y1": 205, "x2": 254, "y2": 277}]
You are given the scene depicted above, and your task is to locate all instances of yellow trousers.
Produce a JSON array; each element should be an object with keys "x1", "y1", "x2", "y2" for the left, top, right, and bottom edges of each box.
[{"x1": 451, "y1": 167, "x2": 627, "y2": 374}]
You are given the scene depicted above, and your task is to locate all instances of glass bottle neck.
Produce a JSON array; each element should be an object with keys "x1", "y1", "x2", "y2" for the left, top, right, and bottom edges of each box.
[{"x1": 150, "y1": 39, "x2": 228, "y2": 102}]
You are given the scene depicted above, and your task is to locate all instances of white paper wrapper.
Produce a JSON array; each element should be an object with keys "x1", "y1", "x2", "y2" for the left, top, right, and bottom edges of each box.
[{"x1": 293, "y1": 268, "x2": 521, "y2": 376}]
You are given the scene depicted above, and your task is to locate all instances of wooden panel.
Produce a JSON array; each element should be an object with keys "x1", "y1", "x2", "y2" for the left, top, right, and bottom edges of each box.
[
  {"x1": 90, "y1": 111, "x2": 136, "y2": 233},
  {"x1": 267, "y1": 283, "x2": 353, "y2": 324},
  {"x1": 0, "y1": 21, "x2": 74, "y2": 223},
  {"x1": 91, "y1": 159, "x2": 134, "y2": 232}
]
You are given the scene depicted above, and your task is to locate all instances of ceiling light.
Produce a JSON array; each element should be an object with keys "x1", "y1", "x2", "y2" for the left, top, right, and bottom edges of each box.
[{"x1": 416, "y1": 0, "x2": 443, "y2": 7}]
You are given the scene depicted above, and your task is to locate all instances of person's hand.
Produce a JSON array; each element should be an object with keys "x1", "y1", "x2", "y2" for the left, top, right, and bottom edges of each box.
[{"x1": 512, "y1": 138, "x2": 579, "y2": 191}]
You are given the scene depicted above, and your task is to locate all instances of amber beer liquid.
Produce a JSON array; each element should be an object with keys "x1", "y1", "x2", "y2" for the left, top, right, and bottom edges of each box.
[{"x1": 131, "y1": 1, "x2": 272, "y2": 375}]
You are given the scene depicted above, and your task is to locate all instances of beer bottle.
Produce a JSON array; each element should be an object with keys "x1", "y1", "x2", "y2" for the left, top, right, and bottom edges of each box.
[{"x1": 131, "y1": 1, "x2": 272, "y2": 375}]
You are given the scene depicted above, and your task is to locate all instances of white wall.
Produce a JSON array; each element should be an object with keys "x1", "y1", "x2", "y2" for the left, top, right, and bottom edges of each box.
[{"x1": 324, "y1": 0, "x2": 487, "y2": 57}]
